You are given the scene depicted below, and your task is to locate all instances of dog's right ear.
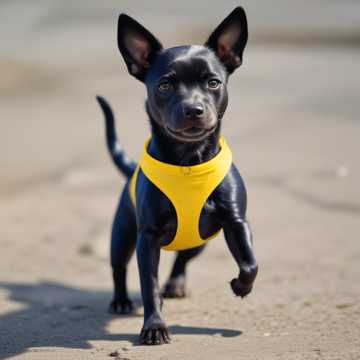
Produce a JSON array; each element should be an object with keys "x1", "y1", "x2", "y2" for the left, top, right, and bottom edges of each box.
[{"x1": 117, "y1": 14, "x2": 163, "y2": 82}]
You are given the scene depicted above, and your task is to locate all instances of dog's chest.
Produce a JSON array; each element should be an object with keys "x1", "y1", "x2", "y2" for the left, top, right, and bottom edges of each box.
[
  {"x1": 130, "y1": 136, "x2": 232, "y2": 250},
  {"x1": 151, "y1": 196, "x2": 222, "y2": 249}
]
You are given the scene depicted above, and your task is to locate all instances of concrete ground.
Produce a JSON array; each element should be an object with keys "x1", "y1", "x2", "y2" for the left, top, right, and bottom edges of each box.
[{"x1": 1, "y1": 1, "x2": 359, "y2": 359}]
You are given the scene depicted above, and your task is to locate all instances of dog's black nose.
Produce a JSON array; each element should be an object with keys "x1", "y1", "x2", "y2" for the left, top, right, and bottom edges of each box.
[{"x1": 184, "y1": 104, "x2": 204, "y2": 119}]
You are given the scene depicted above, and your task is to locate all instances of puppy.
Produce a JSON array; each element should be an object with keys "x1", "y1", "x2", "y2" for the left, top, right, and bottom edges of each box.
[{"x1": 97, "y1": 7, "x2": 258, "y2": 345}]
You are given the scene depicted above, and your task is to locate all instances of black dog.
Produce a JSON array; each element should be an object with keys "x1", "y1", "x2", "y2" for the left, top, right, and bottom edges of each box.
[{"x1": 97, "y1": 7, "x2": 258, "y2": 345}]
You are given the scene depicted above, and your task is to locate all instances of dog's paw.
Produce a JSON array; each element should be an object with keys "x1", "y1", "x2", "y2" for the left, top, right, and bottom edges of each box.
[
  {"x1": 162, "y1": 276, "x2": 186, "y2": 298},
  {"x1": 230, "y1": 278, "x2": 253, "y2": 298},
  {"x1": 230, "y1": 264, "x2": 258, "y2": 298},
  {"x1": 140, "y1": 316, "x2": 171, "y2": 345},
  {"x1": 108, "y1": 299, "x2": 134, "y2": 315}
]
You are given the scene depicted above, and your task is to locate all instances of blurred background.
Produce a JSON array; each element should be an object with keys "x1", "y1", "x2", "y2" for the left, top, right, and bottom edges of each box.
[{"x1": 1, "y1": 1, "x2": 359, "y2": 359}]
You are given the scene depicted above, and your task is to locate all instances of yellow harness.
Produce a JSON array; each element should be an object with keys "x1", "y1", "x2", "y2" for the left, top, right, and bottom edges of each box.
[{"x1": 130, "y1": 136, "x2": 232, "y2": 251}]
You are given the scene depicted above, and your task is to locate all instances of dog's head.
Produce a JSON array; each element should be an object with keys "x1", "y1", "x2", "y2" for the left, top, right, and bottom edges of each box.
[{"x1": 117, "y1": 7, "x2": 248, "y2": 143}]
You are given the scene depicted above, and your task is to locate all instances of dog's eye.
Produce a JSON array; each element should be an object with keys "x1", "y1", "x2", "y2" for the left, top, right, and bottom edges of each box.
[
  {"x1": 158, "y1": 81, "x2": 172, "y2": 92},
  {"x1": 208, "y1": 79, "x2": 221, "y2": 89}
]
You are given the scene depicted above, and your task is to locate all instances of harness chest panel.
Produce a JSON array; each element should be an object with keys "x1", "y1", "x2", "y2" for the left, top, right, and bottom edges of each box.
[{"x1": 130, "y1": 136, "x2": 232, "y2": 251}]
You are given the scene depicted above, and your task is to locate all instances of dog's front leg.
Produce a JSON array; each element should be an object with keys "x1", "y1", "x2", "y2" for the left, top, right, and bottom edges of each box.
[
  {"x1": 137, "y1": 230, "x2": 171, "y2": 345},
  {"x1": 223, "y1": 219, "x2": 258, "y2": 297}
]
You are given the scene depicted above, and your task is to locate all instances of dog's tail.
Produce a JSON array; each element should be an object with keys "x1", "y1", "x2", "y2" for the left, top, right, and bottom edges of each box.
[{"x1": 96, "y1": 96, "x2": 137, "y2": 178}]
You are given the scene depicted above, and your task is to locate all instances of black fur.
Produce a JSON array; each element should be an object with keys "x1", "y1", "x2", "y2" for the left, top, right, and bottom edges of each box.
[
  {"x1": 96, "y1": 96, "x2": 136, "y2": 178},
  {"x1": 97, "y1": 7, "x2": 258, "y2": 346}
]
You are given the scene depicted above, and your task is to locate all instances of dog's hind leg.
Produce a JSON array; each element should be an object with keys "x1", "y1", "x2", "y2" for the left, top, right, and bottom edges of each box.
[
  {"x1": 109, "y1": 182, "x2": 137, "y2": 314},
  {"x1": 162, "y1": 244, "x2": 206, "y2": 298}
]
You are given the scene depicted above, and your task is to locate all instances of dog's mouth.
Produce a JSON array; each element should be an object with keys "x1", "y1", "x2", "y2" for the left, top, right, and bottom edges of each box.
[{"x1": 166, "y1": 125, "x2": 216, "y2": 142}]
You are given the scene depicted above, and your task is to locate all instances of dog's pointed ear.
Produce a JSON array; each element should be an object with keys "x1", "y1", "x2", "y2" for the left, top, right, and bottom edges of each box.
[
  {"x1": 205, "y1": 7, "x2": 248, "y2": 74},
  {"x1": 117, "y1": 14, "x2": 163, "y2": 82}
]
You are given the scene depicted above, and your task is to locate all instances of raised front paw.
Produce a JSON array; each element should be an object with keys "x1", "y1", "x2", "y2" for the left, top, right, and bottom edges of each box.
[
  {"x1": 162, "y1": 276, "x2": 186, "y2": 298},
  {"x1": 108, "y1": 298, "x2": 134, "y2": 315},
  {"x1": 230, "y1": 264, "x2": 258, "y2": 298},
  {"x1": 230, "y1": 278, "x2": 253, "y2": 298},
  {"x1": 140, "y1": 316, "x2": 171, "y2": 345}
]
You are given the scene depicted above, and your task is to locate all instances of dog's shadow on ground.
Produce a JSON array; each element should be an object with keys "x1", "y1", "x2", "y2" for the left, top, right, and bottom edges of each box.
[{"x1": 0, "y1": 281, "x2": 241, "y2": 359}]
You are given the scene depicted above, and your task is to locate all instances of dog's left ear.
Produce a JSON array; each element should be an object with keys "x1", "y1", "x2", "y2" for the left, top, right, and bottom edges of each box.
[
  {"x1": 118, "y1": 14, "x2": 163, "y2": 82},
  {"x1": 205, "y1": 7, "x2": 248, "y2": 74}
]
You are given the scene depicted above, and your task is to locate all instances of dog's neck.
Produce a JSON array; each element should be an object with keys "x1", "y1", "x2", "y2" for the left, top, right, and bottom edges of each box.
[{"x1": 147, "y1": 115, "x2": 221, "y2": 166}]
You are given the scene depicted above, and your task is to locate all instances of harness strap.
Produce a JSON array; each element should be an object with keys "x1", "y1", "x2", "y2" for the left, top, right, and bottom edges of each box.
[{"x1": 130, "y1": 136, "x2": 232, "y2": 251}]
